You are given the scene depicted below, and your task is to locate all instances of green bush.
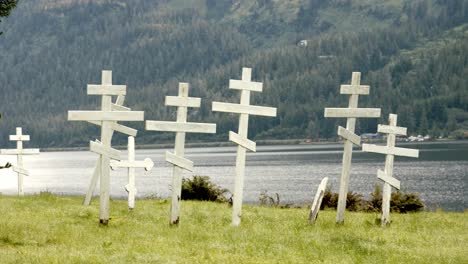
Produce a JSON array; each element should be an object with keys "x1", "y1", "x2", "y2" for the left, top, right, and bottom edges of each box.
[
  {"x1": 321, "y1": 186, "x2": 424, "y2": 213},
  {"x1": 181, "y1": 176, "x2": 230, "y2": 203}
]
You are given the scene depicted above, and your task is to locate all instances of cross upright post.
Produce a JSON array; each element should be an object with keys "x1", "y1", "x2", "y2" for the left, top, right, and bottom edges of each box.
[
  {"x1": 0, "y1": 127, "x2": 40, "y2": 196},
  {"x1": 146, "y1": 83, "x2": 216, "y2": 225},
  {"x1": 212, "y1": 67, "x2": 277, "y2": 226},
  {"x1": 68, "y1": 70, "x2": 144, "y2": 225},
  {"x1": 83, "y1": 95, "x2": 138, "y2": 206},
  {"x1": 362, "y1": 114, "x2": 419, "y2": 226},
  {"x1": 324, "y1": 72, "x2": 381, "y2": 224},
  {"x1": 110, "y1": 136, "x2": 154, "y2": 210}
]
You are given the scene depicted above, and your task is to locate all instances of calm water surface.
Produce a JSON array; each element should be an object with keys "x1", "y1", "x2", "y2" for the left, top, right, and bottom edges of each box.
[{"x1": 0, "y1": 141, "x2": 466, "y2": 211}]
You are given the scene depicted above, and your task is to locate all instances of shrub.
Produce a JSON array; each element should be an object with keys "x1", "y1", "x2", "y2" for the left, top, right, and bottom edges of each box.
[
  {"x1": 370, "y1": 185, "x2": 424, "y2": 213},
  {"x1": 181, "y1": 176, "x2": 230, "y2": 203},
  {"x1": 321, "y1": 188, "x2": 371, "y2": 211}
]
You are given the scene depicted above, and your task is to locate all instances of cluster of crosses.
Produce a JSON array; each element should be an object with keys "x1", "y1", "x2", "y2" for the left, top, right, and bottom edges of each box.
[{"x1": 0, "y1": 69, "x2": 420, "y2": 227}]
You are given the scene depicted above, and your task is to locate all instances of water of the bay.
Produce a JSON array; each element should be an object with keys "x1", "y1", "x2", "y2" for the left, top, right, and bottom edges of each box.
[{"x1": 0, "y1": 141, "x2": 466, "y2": 211}]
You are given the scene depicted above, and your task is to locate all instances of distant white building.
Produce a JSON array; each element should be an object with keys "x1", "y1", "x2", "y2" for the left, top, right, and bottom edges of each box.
[{"x1": 298, "y1": 40, "x2": 308, "y2": 46}]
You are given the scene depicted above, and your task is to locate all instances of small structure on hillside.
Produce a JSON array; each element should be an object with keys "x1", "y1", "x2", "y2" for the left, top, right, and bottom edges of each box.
[
  {"x1": 68, "y1": 70, "x2": 144, "y2": 225},
  {"x1": 324, "y1": 72, "x2": 381, "y2": 224},
  {"x1": 362, "y1": 114, "x2": 419, "y2": 226},
  {"x1": 212, "y1": 67, "x2": 277, "y2": 227},
  {"x1": 146, "y1": 83, "x2": 216, "y2": 225},
  {"x1": 0, "y1": 127, "x2": 40, "y2": 196}
]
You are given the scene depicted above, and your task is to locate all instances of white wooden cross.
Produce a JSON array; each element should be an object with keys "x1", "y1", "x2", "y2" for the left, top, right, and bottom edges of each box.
[
  {"x1": 362, "y1": 114, "x2": 419, "y2": 226},
  {"x1": 110, "y1": 136, "x2": 154, "y2": 210},
  {"x1": 212, "y1": 67, "x2": 277, "y2": 227},
  {"x1": 68, "y1": 70, "x2": 144, "y2": 225},
  {"x1": 0, "y1": 127, "x2": 40, "y2": 196},
  {"x1": 309, "y1": 177, "x2": 329, "y2": 224},
  {"x1": 83, "y1": 94, "x2": 138, "y2": 206},
  {"x1": 146, "y1": 82, "x2": 216, "y2": 225},
  {"x1": 324, "y1": 72, "x2": 381, "y2": 224}
]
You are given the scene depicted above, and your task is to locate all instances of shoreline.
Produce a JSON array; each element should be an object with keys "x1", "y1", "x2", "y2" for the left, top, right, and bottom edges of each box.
[{"x1": 40, "y1": 138, "x2": 464, "y2": 152}]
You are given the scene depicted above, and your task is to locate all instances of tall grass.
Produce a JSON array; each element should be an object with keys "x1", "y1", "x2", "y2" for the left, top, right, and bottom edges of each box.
[{"x1": 0, "y1": 193, "x2": 466, "y2": 263}]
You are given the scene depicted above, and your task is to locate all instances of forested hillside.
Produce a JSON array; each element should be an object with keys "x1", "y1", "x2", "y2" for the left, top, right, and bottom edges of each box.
[{"x1": 0, "y1": 0, "x2": 467, "y2": 147}]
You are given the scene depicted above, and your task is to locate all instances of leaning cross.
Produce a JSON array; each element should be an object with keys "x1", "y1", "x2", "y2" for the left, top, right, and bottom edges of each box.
[
  {"x1": 212, "y1": 67, "x2": 277, "y2": 227},
  {"x1": 83, "y1": 94, "x2": 138, "y2": 206},
  {"x1": 146, "y1": 82, "x2": 216, "y2": 225},
  {"x1": 309, "y1": 177, "x2": 329, "y2": 224},
  {"x1": 0, "y1": 127, "x2": 40, "y2": 196},
  {"x1": 362, "y1": 114, "x2": 419, "y2": 226},
  {"x1": 68, "y1": 70, "x2": 144, "y2": 225},
  {"x1": 324, "y1": 72, "x2": 381, "y2": 224},
  {"x1": 110, "y1": 136, "x2": 154, "y2": 210}
]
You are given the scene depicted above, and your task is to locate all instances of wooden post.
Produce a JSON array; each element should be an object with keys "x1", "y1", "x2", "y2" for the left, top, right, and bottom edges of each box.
[
  {"x1": 110, "y1": 136, "x2": 154, "y2": 209},
  {"x1": 362, "y1": 114, "x2": 419, "y2": 226},
  {"x1": 324, "y1": 72, "x2": 381, "y2": 224},
  {"x1": 0, "y1": 127, "x2": 40, "y2": 196},
  {"x1": 83, "y1": 95, "x2": 138, "y2": 206},
  {"x1": 212, "y1": 67, "x2": 277, "y2": 226},
  {"x1": 68, "y1": 70, "x2": 144, "y2": 225},
  {"x1": 309, "y1": 177, "x2": 329, "y2": 223},
  {"x1": 146, "y1": 83, "x2": 216, "y2": 225}
]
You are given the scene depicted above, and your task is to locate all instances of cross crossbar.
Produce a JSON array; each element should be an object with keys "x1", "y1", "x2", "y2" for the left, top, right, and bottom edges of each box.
[
  {"x1": 68, "y1": 111, "x2": 144, "y2": 121},
  {"x1": 337, "y1": 126, "x2": 361, "y2": 146},
  {"x1": 87, "y1": 84, "x2": 126, "y2": 96},
  {"x1": 340, "y1": 84, "x2": 370, "y2": 95},
  {"x1": 111, "y1": 104, "x2": 131, "y2": 112},
  {"x1": 0, "y1": 149, "x2": 40, "y2": 155},
  {"x1": 377, "y1": 170, "x2": 400, "y2": 190},
  {"x1": 146, "y1": 121, "x2": 216, "y2": 134},
  {"x1": 229, "y1": 79, "x2": 263, "y2": 92},
  {"x1": 324, "y1": 108, "x2": 381, "y2": 118},
  {"x1": 110, "y1": 158, "x2": 154, "y2": 171},
  {"x1": 89, "y1": 141, "x2": 121, "y2": 160},
  {"x1": 165, "y1": 96, "x2": 201, "y2": 108},
  {"x1": 212, "y1": 102, "x2": 277, "y2": 117},
  {"x1": 378, "y1": 125, "x2": 407, "y2": 136},
  {"x1": 9, "y1": 135, "x2": 30, "y2": 141},
  {"x1": 362, "y1": 144, "x2": 419, "y2": 158},
  {"x1": 165, "y1": 151, "x2": 194, "y2": 172}
]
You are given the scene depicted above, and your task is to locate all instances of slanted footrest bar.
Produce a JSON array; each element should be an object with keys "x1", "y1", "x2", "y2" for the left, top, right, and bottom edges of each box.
[
  {"x1": 377, "y1": 170, "x2": 400, "y2": 190},
  {"x1": 378, "y1": 125, "x2": 407, "y2": 136},
  {"x1": 165, "y1": 151, "x2": 194, "y2": 172},
  {"x1": 146, "y1": 121, "x2": 216, "y2": 134},
  {"x1": 324, "y1": 108, "x2": 381, "y2": 118},
  {"x1": 90, "y1": 141, "x2": 121, "y2": 160},
  {"x1": 362, "y1": 144, "x2": 419, "y2": 158},
  {"x1": 13, "y1": 166, "x2": 29, "y2": 176},
  {"x1": 229, "y1": 131, "x2": 256, "y2": 152},
  {"x1": 88, "y1": 121, "x2": 138, "y2": 137},
  {"x1": 111, "y1": 104, "x2": 131, "y2": 112},
  {"x1": 337, "y1": 126, "x2": 361, "y2": 146}
]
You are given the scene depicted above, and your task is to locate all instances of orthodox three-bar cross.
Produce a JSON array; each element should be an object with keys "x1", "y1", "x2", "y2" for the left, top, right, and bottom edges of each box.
[
  {"x1": 0, "y1": 127, "x2": 40, "y2": 196},
  {"x1": 146, "y1": 82, "x2": 216, "y2": 225},
  {"x1": 83, "y1": 92, "x2": 138, "y2": 206},
  {"x1": 111, "y1": 136, "x2": 154, "y2": 210},
  {"x1": 362, "y1": 114, "x2": 419, "y2": 226},
  {"x1": 212, "y1": 67, "x2": 277, "y2": 227},
  {"x1": 68, "y1": 70, "x2": 144, "y2": 225},
  {"x1": 324, "y1": 72, "x2": 381, "y2": 224}
]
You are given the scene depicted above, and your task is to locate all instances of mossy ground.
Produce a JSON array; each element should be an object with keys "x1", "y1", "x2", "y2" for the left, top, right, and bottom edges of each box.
[{"x1": 0, "y1": 193, "x2": 466, "y2": 263}]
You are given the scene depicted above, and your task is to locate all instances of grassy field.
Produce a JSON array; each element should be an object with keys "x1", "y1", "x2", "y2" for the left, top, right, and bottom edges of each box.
[{"x1": 0, "y1": 193, "x2": 466, "y2": 263}]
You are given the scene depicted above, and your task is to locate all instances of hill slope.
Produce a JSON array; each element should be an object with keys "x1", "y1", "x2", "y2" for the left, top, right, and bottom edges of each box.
[{"x1": 0, "y1": 0, "x2": 467, "y2": 147}]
